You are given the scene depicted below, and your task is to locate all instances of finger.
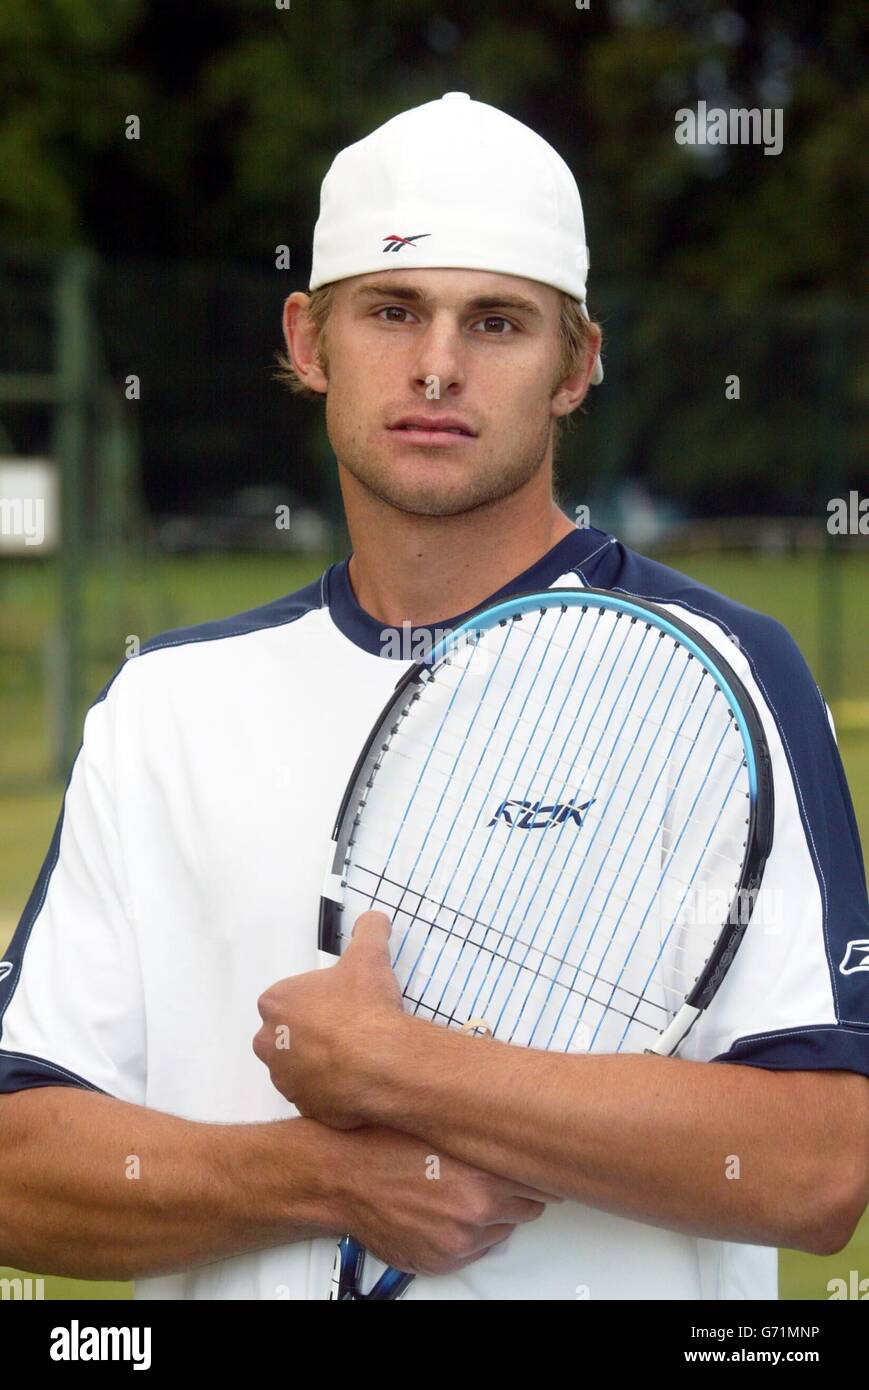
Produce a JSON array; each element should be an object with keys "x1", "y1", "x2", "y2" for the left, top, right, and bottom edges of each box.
[
  {"x1": 353, "y1": 906, "x2": 392, "y2": 939},
  {"x1": 508, "y1": 1182, "x2": 565, "y2": 1203},
  {"x1": 348, "y1": 910, "x2": 393, "y2": 949},
  {"x1": 489, "y1": 1196, "x2": 549, "y2": 1226},
  {"x1": 467, "y1": 1194, "x2": 548, "y2": 1228}
]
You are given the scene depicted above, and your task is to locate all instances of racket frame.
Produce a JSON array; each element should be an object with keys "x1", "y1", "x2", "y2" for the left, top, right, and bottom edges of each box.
[{"x1": 318, "y1": 586, "x2": 774, "y2": 1299}]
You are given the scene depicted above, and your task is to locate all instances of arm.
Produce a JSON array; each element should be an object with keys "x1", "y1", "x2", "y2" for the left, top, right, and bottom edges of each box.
[
  {"x1": 0, "y1": 1086, "x2": 335, "y2": 1280},
  {"x1": 0, "y1": 1086, "x2": 550, "y2": 1281},
  {"x1": 364, "y1": 1018, "x2": 869, "y2": 1256},
  {"x1": 256, "y1": 913, "x2": 869, "y2": 1257}
]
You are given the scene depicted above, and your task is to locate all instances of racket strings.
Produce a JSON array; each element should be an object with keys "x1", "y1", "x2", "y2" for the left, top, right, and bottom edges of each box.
[
  {"x1": 391, "y1": 607, "x2": 577, "y2": 942},
  {"x1": 341, "y1": 865, "x2": 733, "y2": 1028},
  {"x1": 369, "y1": 647, "x2": 734, "y2": 989},
  {"x1": 376, "y1": 887, "x2": 672, "y2": 1026},
  {"x1": 343, "y1": 860, "x2": 691, "y2": 1012},
  {"x1": 423, "y1": 716, "x2": 725, "y2": 1047},
  {"x1": 348, "y1": 825, "x2": 733, "y2": 1038},
  {"x1": 355, "y1": 706, "x2": 734, "y2": 1034},
  {"x1": 381, "y1": 608, "x2": 599, "y2": 1003},
  {"x1": 347, "y1": 776, "x2": 747, "y2": 890},
  {"x1": 353, "y1": 612, "x2": 745, "y2": 869},
  {"x1": 361, "y1": 775, "x2": 741, "y2": 1033},
  {"x1": 553, "y1": 736, "x2": 745, "y2": 1054},
  {"x1": 382, "y1": 705, "x2": 747, "y2": 781},
  {"x1": 426, "y1": 615, "x2": 740, "y2": 745},
  {"x1": 341, "y1": 603, "x2": 752, "y2": 1052},
  {"x1": 348, "y1": 722, "x2": 748, "y2": 907},
  {"x1": 399, "y1": 986, "x2": 655, "y2": 1037},
  {"x1": 347, "y1": 818, "x2": 745, "y2": 938},
  {"x1": 523, "y1": 675, "x2": 742, "y2": 1045},
  {"x1": 413, "y1": 732, "x2": 736, "y2": 1049},
  {"x1": 366, "y1": 708, "x2": 749, "y2": 818},
  {"x1": 379, "y1": 607, "x2": 690, "y2": 911},
  {"x1": 354, "y1": 887, "x2": 676, "y2": 1043},
  {"x1": 403, "y1": 619, "x2": 743, "y2": 835}
]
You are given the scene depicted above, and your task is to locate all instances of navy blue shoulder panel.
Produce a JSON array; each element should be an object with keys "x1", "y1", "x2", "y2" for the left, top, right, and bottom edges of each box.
[
  {"x1": 0, "y1": 570, "x2": 327, "y2": 1095},
  {"x1": 138, "y1": 571, "x2": 326, "y2": 657},
  {"x1": 588, "y1": 540, "x2": 869, "y2": 1077}
]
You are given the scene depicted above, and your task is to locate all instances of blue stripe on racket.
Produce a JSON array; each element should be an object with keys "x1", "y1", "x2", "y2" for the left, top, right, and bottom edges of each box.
[{"x1": 318, "y1": 587, "x2": 774, "y2": 1300}]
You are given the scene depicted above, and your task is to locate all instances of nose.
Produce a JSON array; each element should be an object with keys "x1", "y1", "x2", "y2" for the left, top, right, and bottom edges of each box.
[{"x1": 409, "y1": 313, "x2": 467, "y2": 394}]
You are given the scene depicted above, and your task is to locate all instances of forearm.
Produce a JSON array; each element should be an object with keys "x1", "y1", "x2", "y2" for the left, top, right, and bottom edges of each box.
[
  {"x1": 365, "y1": 1020, "x2": 857, "y2": 1252},
  {"x1": 0, "y1": 1086, "x2": 341, "y2": 1280}
]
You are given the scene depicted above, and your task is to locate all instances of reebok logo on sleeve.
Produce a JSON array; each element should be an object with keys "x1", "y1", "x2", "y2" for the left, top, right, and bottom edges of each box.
[{"x1": 839, "y1": 940, "x2": 869, "y2": 976}]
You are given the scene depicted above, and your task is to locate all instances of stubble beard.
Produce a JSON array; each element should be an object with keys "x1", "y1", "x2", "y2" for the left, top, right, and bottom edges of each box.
[{"x1": 333, "y1": 410, "x2": 555, "y2": 519}]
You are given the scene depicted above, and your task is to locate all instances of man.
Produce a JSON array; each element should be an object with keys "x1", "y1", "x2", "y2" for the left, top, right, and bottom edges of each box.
[{"x1": 1, "y1": 94, "x2": 866, "y2": 1301}]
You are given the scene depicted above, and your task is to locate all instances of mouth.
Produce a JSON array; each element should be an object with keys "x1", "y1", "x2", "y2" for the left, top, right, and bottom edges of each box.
[{"x1": 387, "y1": 417, "x2": 477, "y2": 447}]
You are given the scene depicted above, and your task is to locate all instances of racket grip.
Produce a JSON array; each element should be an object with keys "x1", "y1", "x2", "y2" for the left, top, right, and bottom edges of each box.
[
  {"x1": 368, "y1": 1266, "x2": 416, "y2": 1300},
  {"x1": 329, "y1": 1233, "x2": 365, "y2": 1301}
]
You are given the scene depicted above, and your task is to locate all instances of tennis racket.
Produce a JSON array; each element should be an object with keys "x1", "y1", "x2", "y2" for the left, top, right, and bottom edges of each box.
[{"x1": 318, "y1": 586, "x2": 774, "y2": 1300}]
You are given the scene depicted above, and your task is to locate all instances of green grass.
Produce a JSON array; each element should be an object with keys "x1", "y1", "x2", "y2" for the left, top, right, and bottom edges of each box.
[
  {"x1": 0, "y1": 1267, "x2": 131, "y2": 1300},
  {"x1": 781, "y1": 1210, "x2": 869, "y2": 1300},
  {"x1": 0, "y1": 547, "x2": 867, "y2": 1300}
]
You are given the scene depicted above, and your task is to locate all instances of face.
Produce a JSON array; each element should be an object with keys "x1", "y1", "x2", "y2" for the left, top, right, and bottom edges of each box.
[{"x1": 308, "y1": 269, "x2": 576, "y2": 518}]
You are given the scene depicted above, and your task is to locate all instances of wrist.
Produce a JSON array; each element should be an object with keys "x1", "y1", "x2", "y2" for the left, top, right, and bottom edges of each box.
[
  {"x1": 279, "y1": 1118, "x2": 359, "y2": 1233},
  {"x1": 230, "y1": 1117, "x2": 351, "y2": 1238},
  {"x1": 354, "y1": 1012, "x2": 439, "y2": 1130}
]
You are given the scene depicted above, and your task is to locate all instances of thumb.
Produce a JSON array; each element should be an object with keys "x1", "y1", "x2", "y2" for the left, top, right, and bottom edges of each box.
[{"x1": 348, "y1": 910, "x2": 393, "y2": 956}]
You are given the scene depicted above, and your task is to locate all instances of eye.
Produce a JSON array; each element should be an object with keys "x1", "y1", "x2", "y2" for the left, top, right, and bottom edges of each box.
[
  {"x1": 472, "y1": 316, "x2": 515, "y2": 335},
  {"x1": 377, "y1": 305, "x2": 416, "y2": 323}
]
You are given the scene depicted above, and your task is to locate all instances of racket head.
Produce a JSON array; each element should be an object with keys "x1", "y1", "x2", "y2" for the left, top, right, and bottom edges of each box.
[{"x1": 320, "y1": 587, "x2": 773, "y2": 1058}]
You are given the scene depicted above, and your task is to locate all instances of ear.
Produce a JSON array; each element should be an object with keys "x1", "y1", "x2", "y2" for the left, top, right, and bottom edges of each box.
[
  {"x1": 282, "y1": 292, "x2": 329, "y2": 395},
  {"x1": 551, "y1": 322, "x2": 602, "y2": 420}
]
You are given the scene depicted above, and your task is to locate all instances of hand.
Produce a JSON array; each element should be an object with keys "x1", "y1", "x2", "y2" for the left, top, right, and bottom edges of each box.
[
  {"x1": 253, "y1": 911, "x2": 407, "y2": 1128},
  {"x1": 326, "y1": 1126, "x2": 555, "y2": 1278}
]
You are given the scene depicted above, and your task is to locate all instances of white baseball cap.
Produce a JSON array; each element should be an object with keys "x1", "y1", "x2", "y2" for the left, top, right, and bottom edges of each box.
[{"x1": 309, "y1": 92, "x2": 603, "y2": 385}]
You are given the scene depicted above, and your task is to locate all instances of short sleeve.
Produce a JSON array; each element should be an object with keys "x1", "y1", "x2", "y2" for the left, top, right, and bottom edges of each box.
[
  {"x1": 0, "y1": 671, "x2": 146, "y2": 1101},
  {"x1": 682, "y1": 619, "x2": 869, "y2": 1078}
]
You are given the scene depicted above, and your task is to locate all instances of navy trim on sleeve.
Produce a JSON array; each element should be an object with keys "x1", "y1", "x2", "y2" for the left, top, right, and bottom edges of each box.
[
  {"x1": 588, "y1": 539, "x2": 869, "y2": 1075},
  {"x1": 0, "y1": 1050, "x2": 106, "y2": 1095},
  {"x1": 711, "y1": 1024, "x2": 869, "y2": 1079},
  {"x1": 0, "y1": 802, "x2": 67, "y2": 1040}
]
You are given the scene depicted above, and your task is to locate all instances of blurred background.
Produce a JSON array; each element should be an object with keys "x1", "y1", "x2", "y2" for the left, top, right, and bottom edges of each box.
[{"x1": 0, "y1": 0, "x2": 866, "y2": 1300}]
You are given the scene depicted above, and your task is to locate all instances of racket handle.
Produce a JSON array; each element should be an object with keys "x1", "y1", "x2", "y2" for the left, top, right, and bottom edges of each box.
[
  {"x1": 329, "y1": 1234, "x2": 365, "y2": 1301},
  {"x1": 367, "y1": 1266, "x2": 416, "y2": 1300},
  {"x1": 329, "y1": 1234, "x2": 416, "y2": 1300}
]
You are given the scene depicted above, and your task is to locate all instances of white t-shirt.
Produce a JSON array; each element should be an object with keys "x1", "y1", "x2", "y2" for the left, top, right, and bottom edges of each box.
[{"x1": 2, "y1": 527, "x2": 867, "y2": 1299}]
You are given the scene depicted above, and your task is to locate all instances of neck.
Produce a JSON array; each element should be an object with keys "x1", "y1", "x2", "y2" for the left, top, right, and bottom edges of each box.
[{"x1": 342, "y1": 469, "x2": 577, "y2": 629}]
